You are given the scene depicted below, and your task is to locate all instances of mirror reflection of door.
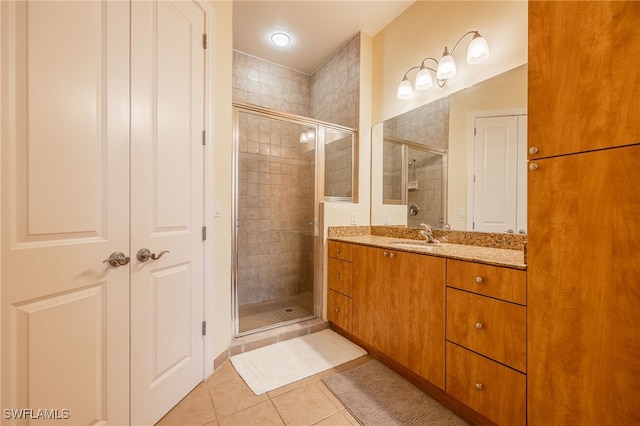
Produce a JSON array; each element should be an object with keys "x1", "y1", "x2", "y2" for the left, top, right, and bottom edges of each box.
[{"x1": 471, "y1": 115, "x2": 527, "y2": 233}]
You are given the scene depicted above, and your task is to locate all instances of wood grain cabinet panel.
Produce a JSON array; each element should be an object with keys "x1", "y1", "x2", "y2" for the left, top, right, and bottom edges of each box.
[
  {"x1": 327, "y1": 257, "x2": 352, "y2": 297},
  {"x1": 446, "y1": 342, "x2": 525, "y2": 426},
  {"x1": 528, "y1": 1, "x2": 640, "y2": 159},
  {"x1": 327, "y1": 289, "x2": 352, "y2": 333},
  {"x1": 351, "y1": 245, "x2": 390, "y2": 353},
  {"x1": 446, "y1": 259, "x2": 526, "y2": 305},
  {"x1": 446, "y1": 288, "x2": 526, "y2": 373},
  {"x1": 527, "y1": 146, "x2": 640, "y2": 425},
  {"x1": 327, "y1": 240, "x2": 352, "y2": 262},
  {"x1": 389, "y1": 251, "x2": 445, "y2": 389},
  {"x1": 351, "y1": 244, "x2": 446, "y2": 389}
]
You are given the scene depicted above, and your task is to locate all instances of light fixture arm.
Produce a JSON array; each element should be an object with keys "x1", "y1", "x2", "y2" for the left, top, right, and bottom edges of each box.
[
  {"x1": 448, "y1": 30, "x2": 478, "y2": 56},
  {"x1": 418, "y1": 57, "x2": 446, "y2": 88}
]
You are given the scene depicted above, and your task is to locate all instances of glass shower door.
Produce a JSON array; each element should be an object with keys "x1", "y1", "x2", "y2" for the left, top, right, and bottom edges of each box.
[{"x1": 234, "y1": 108, "x2": 317, "y2": 335}]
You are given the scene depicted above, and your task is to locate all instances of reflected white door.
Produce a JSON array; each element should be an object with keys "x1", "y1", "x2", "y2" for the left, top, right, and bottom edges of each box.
[
  {"x1": 473, "y1": 116, "x2": 526, "y2": 233},
  {"x1": 130, "y1": 1, "x2": 206, "y2": 424},
  {"x1": 1, "y1": 2, "x2": 130, "y2": 424}
]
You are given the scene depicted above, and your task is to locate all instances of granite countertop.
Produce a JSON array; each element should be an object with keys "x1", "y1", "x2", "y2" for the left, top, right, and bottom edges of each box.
[{"x1": 329, "y1": 234, "x2": 526, "y2": 270}]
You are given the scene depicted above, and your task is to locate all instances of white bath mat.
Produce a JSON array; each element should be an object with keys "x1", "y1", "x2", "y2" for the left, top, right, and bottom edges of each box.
[{"x1": 230, "y1": 329, "x2": 367, "y2": 395}]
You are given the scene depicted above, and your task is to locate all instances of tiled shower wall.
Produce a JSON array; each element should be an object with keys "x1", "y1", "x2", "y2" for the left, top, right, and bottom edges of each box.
[
  {"x1": 236, "y1": 113, "x2": 315, "y2": 305},
  {"x1": 311, "y1": 33, "x2": 360, "y2": 129},
  {"x1": 232, "y1": 34, "x2": 360, "y2": 307}
]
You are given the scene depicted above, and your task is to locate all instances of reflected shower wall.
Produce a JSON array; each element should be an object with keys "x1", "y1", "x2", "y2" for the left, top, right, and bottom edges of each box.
[
  {"x1": 406, "y1": 148, "x2": 445, "y2": 228},
  {"x1": 236, "y1": 109, "x2": 316, "y2": 334}
]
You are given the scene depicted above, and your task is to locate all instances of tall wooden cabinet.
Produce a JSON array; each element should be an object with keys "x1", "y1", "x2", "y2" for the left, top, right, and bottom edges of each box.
[{"x1": 528, "y1": 2, "x2": 640, "y2": 425}]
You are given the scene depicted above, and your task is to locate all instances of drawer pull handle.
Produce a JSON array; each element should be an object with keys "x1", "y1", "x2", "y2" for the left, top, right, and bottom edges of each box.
[
  {"x1": 475, "y1": 322, "x2": 484, "y2": 329},
  {"x1": 335, "y1": 248, "x2": 340, "y2": 253},
  {"x1": 336, "y1": 273, "x2": 340, "y2": 279},
  {"x1": 475, "y1": 383, "x2": 484, "y2": 391},
  {"x1": 335, "y1": 307, "x2": 340, "y2": 313},
  {"x1": 475, "y1": 276, "x2": 484, "y2": 283}
]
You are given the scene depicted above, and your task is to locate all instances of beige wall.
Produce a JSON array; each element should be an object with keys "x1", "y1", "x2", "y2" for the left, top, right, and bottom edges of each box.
[
  {"x1": 209, "y1": 0, "x2": 234, "y2": 364},
  {"x1": 372, "y1": 1, "x2": 528, "y2": 124},
  {"x1": 448, "y1": 64, "x2": 527, "y2": 229}
]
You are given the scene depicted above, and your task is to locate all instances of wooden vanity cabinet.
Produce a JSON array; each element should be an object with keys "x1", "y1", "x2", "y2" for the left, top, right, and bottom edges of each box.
[
  {"x1": 327, "y1": 241, "x2": 353, "y2": 332},
  {"x1": 446, "y1": 260, "x2": 527, "y2": 426},
  {"x1": 351, "y1": 244, "x2": 446, "y2": 389}
]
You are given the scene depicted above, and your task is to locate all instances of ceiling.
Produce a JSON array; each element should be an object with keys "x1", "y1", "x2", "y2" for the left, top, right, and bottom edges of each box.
[{"x1": 232, "y1": 1, "x2": 416, "y2": 75}]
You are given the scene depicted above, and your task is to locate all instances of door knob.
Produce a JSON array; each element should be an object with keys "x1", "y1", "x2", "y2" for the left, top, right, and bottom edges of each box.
[
  {"x1": 137, "y1": 248, "x2": 170, "y2": 262},
  {"x1": 103, "y1": 252, "x2": 130, "y2": 267}
]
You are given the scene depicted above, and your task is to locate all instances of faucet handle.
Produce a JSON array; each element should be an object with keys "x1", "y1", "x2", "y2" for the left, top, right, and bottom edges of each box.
[{"x1": 419, "y1": 223, "x2": 432, "y2": 231}]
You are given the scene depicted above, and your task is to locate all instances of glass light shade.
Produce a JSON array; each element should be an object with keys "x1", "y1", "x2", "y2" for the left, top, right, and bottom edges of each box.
[
  {"x1": 271, "y1": 32, "x2": 291, "y2": 47},
  {"x1": 436, "y1": 53, "x2": 456, "y2": 80},
  {"x1": 467, "y1": 33, "x2": 490, "y2": 64},
  {"x1": 414, "y1": 67, "x2": 433, "y2": 90},
  {"x1": 299, "y1": 131, "x2": 308, "y2": 143},
  {"x1": 306, "y1": 129, "x2": 316, "y2": 140},
  {"x1": 397, "y1": 78, "x2": 413, "y2": 100}
]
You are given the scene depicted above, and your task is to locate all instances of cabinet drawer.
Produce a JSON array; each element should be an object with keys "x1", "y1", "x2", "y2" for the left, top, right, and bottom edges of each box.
[
  {"x1": 446, "y1": 288, "x2": 526, "y2": 372},
  {"x1": 447, "y1": 259, "x2": 526, "y2": 305},
  {"x1": 327, "y1": 289, "x2": 352, "y2": 333},
  {"x1": 328, "y1": 240, "x2": 352, "y2": 262},
  {"x1": 446, "y1": 342, "x2": 525, "y2": 426},
  {"x1": 328, "y1": 257, "x2": 352, "y2": 296}
]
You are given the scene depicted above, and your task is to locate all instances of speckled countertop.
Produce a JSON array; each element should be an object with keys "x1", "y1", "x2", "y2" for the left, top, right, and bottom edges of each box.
[{"x1": 328, "y1": 227, "x2": 526, "y2": 270}]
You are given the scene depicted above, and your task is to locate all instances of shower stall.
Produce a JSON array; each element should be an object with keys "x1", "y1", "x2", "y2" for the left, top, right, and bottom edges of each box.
[{"x1": 232, "y1": 103, "x2": 356, "y2": 336}]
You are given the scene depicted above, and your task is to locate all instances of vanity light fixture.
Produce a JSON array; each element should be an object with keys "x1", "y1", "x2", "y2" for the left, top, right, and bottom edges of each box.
[
  {"x1": 271, "y1": 32, "x2": 291, "y2": 47},
  {"x1": 397, "y1": 31, "x2": 490, "y2": 100}
]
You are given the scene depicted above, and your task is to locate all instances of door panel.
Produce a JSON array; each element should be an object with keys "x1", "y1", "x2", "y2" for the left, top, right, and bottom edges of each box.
[
  {"x1": 130, "y1": 1, "x2": 206, "y2": 424},
  {"x1": 473, "y1": 116, "x2": 518, "y2": 233},
  {"x1": 1, "y1": 1, "x2": 130, "y2": 424}
]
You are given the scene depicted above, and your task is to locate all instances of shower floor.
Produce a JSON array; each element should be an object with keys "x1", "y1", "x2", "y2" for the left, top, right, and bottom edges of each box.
[{"x1": 238, "y1": 291, "x2": 314, "y2": 334}]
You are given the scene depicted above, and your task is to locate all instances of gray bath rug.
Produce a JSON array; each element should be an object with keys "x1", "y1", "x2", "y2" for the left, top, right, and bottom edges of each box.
[{"x1": 322, "y1": 359, "x2": 468, "y2": 425}]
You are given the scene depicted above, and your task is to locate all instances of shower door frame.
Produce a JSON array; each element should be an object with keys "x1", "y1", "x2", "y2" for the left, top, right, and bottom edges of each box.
[{"x1": 232, "y1": 102, "x2": 356, "y2": 337}]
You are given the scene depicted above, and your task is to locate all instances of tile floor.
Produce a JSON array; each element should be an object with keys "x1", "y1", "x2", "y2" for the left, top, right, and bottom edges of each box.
[{"x1": 155, "y1": 354, "x2": 373, "y2": 426}]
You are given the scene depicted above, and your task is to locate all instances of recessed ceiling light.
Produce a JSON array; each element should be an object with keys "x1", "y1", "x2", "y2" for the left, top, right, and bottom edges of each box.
[{"x1": 271, "y1": 32, "x2": 291, "y2": 47}]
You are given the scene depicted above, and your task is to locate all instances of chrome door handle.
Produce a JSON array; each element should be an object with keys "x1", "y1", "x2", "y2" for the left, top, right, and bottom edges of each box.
[
  {"x1": 137, "y1": 248, "x2": 170, "y2": 262},
  {"x1": 103, "y1": 252, "x2": 130, "y2": 267}
]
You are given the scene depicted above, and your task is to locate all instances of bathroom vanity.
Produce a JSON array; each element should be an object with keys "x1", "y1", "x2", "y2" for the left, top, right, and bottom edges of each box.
[{"x1": 327, "y1": 228, "x2": 526, "y2": 425}]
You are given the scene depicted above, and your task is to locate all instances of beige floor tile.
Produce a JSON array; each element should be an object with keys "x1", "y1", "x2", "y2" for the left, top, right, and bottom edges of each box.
[
  {"x1": 207, "y1": 366, "x2": 268, "y2": 419},
  {"x1": 271, "y1": 382, "x2": 341, "y2": 426},
  {"x1": 155, "y1": 382, "x2": 216, "y2": 426},
  {"x1": 218, "y1": 400, "x2": 285, "y2": 426},
  {"x1": 312, "y1": 411, "x2": 357, "y2": 426}
]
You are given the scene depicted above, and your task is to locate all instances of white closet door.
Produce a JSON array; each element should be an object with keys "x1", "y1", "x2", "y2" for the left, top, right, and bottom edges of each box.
[
  {"x1": 473, "y1": 116, "x2": 519, "y2": 233},
  {"x1": 1, "y1": 2, "x2": 130, "y2": 424},
  {"x1": 130, "y1": 1, "x2": 206, "y2": 424}
]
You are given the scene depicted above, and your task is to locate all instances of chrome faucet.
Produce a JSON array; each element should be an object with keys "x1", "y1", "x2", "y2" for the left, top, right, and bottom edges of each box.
[{"x1": 419, "y1": 223, "x2": 440, "y2": 244}]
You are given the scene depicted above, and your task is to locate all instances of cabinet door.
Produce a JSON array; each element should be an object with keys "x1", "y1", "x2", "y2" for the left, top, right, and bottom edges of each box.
[
  {"x1": 327, "y1": 257, "x2": 352, "y2": 296},
  {"x1": 447, "y1": 342, "x2": 525, "y2": 426},
  {"x1": 327, "y1": 289, "x2": 352, "y2": 333},
  {"x1": 528, "y1": 2, "x2": 640, "y2": 159},
  {"x1": 351, "y1": 245, "x2": 390, "y2": 353},
  {"x1": 528, "y1": 146, "x2": 640, "y2": 425},
  {"x1": 389, "y1": 251, "x2": 445, "y2": 389},
  {"x1": 446, "y1": 288, "x2": 526, "y2": 373}
]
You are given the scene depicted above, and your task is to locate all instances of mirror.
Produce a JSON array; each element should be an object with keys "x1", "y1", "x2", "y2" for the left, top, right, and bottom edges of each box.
[
  {"x1": 324, "y1": 127, "x2": 357, "y2": 200},
  {"x1": 371, "y1": 64, "x2": 527, "y2": 231}
]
